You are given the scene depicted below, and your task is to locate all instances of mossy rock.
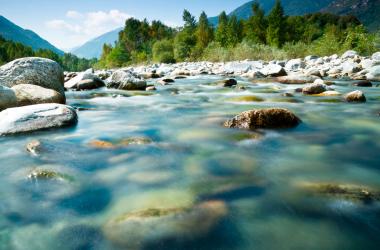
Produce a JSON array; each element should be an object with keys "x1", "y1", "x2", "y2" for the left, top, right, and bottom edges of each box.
[
  {"x1": 224, "y1": 108, "x2": 301, "y2": 130},
  {"x1": 28, "y1": 168, "x2": 74, "y2": 182},
  {"x1": 227, "y1": 131, "x2": 264, "y2": 141},
  {"x1": 268, "y1": 98, "x2": 303, "y2": 103},
  {"x1": 314, "y1": 98, "x2": 342, "y2": 103},
  {"x1": 297, "y1": 182, "x2": 380, "y2": 204},
  {"x1": 103, "y1": 201, "x2": 228, "y2": 249},
  {"x1": 227, "y1": 96, "x2": 265, "y2": 102},
  {"x1": 88, "y1": 137, "x2": 152, "y2": 149}
]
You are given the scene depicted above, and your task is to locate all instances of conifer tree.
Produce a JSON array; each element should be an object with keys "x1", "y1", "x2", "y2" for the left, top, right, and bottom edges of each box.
[
  {"x1": 196, "y1": 11, "x2": 214, "y2": 48},
  {"x1": 266, "y1": 0, "x2": 285, "y2": 47},
  {"x1": 215, "y1": 11, "x2": 229, "y2": 47}
]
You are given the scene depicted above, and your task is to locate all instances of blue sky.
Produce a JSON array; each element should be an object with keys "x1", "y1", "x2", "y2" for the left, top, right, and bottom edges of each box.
[{"x1": 0, "y1": 0, "x2": 248, "y2": 50}]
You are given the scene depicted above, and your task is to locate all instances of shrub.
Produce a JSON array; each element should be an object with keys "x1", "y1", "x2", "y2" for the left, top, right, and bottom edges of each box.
[{"x1": 152, "y1": 39, "x2": 175, "y2": 63}]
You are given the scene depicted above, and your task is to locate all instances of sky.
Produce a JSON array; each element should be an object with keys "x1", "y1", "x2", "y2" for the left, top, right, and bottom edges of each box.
[{"x1": 0, "y1": 0, "x2": 248, "y2": 51}]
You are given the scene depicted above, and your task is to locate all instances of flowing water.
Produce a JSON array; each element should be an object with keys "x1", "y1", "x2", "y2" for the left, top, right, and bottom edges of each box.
[{"x1": 0, "y1": 76, "x2": 380, "y2": 250}]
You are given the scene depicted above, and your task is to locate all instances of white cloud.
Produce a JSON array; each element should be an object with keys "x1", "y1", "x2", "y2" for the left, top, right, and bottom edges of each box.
[
  {"x1": 45, "y1": 9, "x2": 132, "y2": 49},
  {"x1": 66, "y1": 10, "x2": 83, "y2": 19},
  {"x1": 46, "y1": 20, "x2": 82, "y2": 33}
]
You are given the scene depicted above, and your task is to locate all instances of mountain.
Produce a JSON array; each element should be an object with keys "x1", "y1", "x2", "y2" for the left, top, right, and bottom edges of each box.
[
  {"x1": 321, "y1": 0, "x2": 380, "y2": 31},
  {"x1": 209, "y1": 0, "x2": 334, "y2": 26},
  {"x1": 0, "y1": 15, "x2": 63, "y2": 55},
  {"x1": 70, "y1": 27, "x2": 123, "y2": 59},
  {"x1": 209, "y1": 0, "x2": 380, "y2": 31}
]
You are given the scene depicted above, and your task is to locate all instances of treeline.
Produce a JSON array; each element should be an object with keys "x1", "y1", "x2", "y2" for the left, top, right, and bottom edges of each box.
[
  {"x1": 98, "y1": 0, "x2": 377, "y2": 67},
  {"x1": 0, "y1": 36, "x2": 96, "y2": 72}
]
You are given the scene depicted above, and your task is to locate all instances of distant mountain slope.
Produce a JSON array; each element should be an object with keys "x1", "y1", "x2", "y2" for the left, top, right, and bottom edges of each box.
[
  {"x1": 0, "y1": 15, "x2": 63, "y2": 55},
  {"x1": 209, "y1": 0, "x2": 334, "y2": 25},
  {"x1": 71, "y1": 27, "x2": 123, "y2": 59},
  {"x1": 321, "y1": 0, "x2": 380, "y2": 31}
]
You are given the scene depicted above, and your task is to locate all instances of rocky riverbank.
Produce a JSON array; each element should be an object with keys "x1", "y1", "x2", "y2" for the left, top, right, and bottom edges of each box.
[{"x1": 0, "y1": 50, "x2": 379, "y2": 135}]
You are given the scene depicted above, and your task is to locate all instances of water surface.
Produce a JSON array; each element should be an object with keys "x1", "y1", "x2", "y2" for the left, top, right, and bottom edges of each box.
[{"x1": 1, "y1": 76, "x2": 380, "y2": 250}]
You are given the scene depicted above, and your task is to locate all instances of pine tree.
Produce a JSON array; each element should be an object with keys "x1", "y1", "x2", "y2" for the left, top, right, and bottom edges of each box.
[
  {"x1": 266, "y1": 0, "x2": 285, "y2": 47},
  {"x1": 246, "y1": 2, "x2": 267, "y2": 44},
  {"x1": 215, "y1": 11, "x2": 229, "y2": 47},
  {"x1": 227, "y1": 15, "x2": 243, "y2": 47},
  {"x1": 196, "y1": 11, "x2": 214, "y2": 48},
  {"x1": 183, "y1": 9, "x2": 196, "y2": 30}
]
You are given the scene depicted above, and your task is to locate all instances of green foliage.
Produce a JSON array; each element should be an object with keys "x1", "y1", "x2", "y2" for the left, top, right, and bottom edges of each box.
[
  {"x1": 215, "y1": 11, "x2": 229, "y2": 47},
  {"x1": 98, "y1": 0, "x2": 376, "y2": 66},
  {"x1": 0, "y1": 35, "x2": 95, "y2": 71},
  {"x1": 152, "y1": 39, "x2": 175, "y2": 63},
  {"x1": 196, "y1": 11, "x2": 213, "y2": 49},
  {"x1": 227, "y1": 15, "x2": 243, "y2": 47},
  {"x1": 266, "y1": 0, "x2": 285, "y2": 47},
  {"x1": 245, "y1": 2, "x2": 267, "y2": 44}
]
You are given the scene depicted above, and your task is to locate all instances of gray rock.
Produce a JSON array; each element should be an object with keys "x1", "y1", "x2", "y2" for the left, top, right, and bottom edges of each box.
[
  {"x1": 65, "y1": 70, "x2": 104, "y2": 90},
  {"x1": 352, "y1": 80, "x2": 372, "y2": 87},
  {"x1": 0, "y1": 84, "x2": 65, "y2": 111},
  {"x1": 224, "y1": 108, "x2": 301, "y2": 130},
  {"x1": 366, "y1": 65, "x2": 380, "y2": 81},
  {"x1": 0, "y1": 57, "x2": 64, "y2": 95},
  {"x1": 285, "y1": 59, "x2": 305, "y2": 71},
  {"x1": 342, "y1": 62, "x2": 361, "y2": 75},
  {"x1": 372, "y1": 52, "x2": 380, "y2": 62},
  {"x1": 12, "y1": 84, "x2": 65, "y2": 106},
  {"x1": 107, "y1": 70, "x2": 147, "y2": 90},
  {"x1": 260, "y1": 64, "x2": 287, "y2": 77},
  {"x1": 276, "y1": 74, "x2": 319, "y2": 84},
  {"x1": 302, "y1": 82, "x2": 327, "y2": 95},
  {"x1": 341, "y1": 50, "x2": 358, "y2": 59},
  {"x1": 76, "y1": 79, "x2": 105, "y2": 90},
  {"x1": 344, "y1": 90, "x2": 366, "y2": 103},
  {"x1": 0, "y1": 86, "x2": 17, "y2": 111},
  {"x1": 0, "y1": 104, "x2": 78, "y2": 135}
]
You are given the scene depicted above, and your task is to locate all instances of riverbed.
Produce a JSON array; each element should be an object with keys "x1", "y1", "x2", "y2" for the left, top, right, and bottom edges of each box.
[{"x1": 0, "y1": 75, "x2": 380, "y2": 250}]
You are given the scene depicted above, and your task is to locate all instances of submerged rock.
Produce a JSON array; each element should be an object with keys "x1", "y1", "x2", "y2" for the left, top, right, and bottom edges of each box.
[
  {"x1": 296, "y1": 182, "x2": 380, "y2": 204},
  {"x1": 158, "y1": 78, "x2": 175, "y2": 85},
  {"x1": 218, "y1": 78, "x2": 237, "y2": 87},
  {"x1": 276, "y1": 74, "x2": 319, "y2": 84},
  {"x1": 0, "y1": 104, "x2": 77, "y2": 135},
  {"x1": 224, "y1": 108, "x2": 301, "y2": 130},
  {"x1": 104, "y1": 201, "x2": 228, "y2": 249},
  {"x1": 27, "y1": 168, "x2": 74, "y2": 182},
  {"x1": 352, "y1": 80, "x2": 372, "y2": 87},
  {"x1": 344, "y1": 90, "x2": 366, "y2": 103},
  {"x1": 88, "y1": 137, "x2": 152, "y2": 149},
  {"x1": 227, "y1": 95, "x2": 264, "y2": 102},
  {"x1": 0, "y1": 57, "x2": 65, "y2": 95},
  {"x1": 302, "y1": 83, "x2": 327, "y2": 95}
]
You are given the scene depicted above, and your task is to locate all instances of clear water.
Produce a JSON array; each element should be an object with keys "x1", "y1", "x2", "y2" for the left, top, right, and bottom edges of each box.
[{"x1": 1, "y1": 76, "x2": 380, "y2": 250}]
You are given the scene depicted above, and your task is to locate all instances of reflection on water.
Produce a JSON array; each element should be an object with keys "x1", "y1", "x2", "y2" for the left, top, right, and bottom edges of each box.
[{"x1": 1, "y1": 76, "x2": 380, "y2": 250}]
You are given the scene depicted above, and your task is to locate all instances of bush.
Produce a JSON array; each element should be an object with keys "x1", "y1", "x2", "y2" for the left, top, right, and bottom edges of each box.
[{"x1": 152, "y1": 39, "x2": 175, "y2": 63}]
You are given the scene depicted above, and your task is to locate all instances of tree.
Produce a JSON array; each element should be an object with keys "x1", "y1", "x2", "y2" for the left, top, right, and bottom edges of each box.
[
  {"x1": 106, "y1": 44, "x2": 130, "y2": 68},
  {"x1": 246, "y1": 2, "x2": 267, "y2": 44},
  {"x1": 215, "y1": 11, "x2": 229, "y2": 47},
  {"x1": 227, "y1": 15, "x2": 243, "y2": 46},
  {"x1": 196, "y1": 11, "x2": 214, "y2": 49},
  {"x1": 183, "y1": 9, "x2": 196, "y2": 30},
  {"x1": 153, "y1": 39, "x2": 175, "y2": 63},
  {"x1": 266, "y1": 0, "x2": 285, "y2": 47}
]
